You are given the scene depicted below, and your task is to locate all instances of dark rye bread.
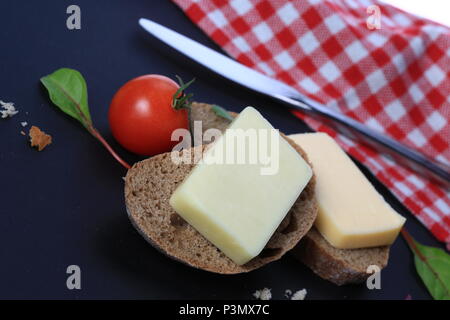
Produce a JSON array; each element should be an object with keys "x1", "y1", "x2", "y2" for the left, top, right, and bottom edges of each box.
[
  {"x1": 125, "y1": 102, "x2": 318, "y2": 274},
  {"x1": 292, "y1": 228, "x2": 389, "y2": 285},
  {"x1": 190, "y1": 103, "x2": 391, "y2": 284},
  {"x1": 190, "y1": 102, "x2": 233, "y2": 132}
]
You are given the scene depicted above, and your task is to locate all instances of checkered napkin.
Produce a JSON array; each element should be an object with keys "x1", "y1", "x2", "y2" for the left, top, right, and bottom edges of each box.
[{"x1": 171, "y1": 0, "x2": 450, "y2": 245}]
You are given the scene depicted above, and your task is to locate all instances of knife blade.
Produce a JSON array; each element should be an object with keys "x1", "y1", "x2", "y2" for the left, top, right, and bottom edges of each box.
[{"x1": 139, "y1": 18, "x2": 450, "y2": 189}]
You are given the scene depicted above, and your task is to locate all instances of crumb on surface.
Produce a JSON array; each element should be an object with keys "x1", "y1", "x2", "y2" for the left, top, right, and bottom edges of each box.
[
  {"x1": 253, "y1": 288, "x2": 271, "y2": 300},
  {"x1": 29, "y1": 126, "x2": 52, "y2": 151},
  {"x1": 20, "y1": 130, "x2": 26, "y2": 136},
  {"x1": 21, "y1": 121, "x2": 28, "y2": 127},
  {"x1": 284, "y1": 289, "x2": 292, "y2": 298},
  {"x1": 0, "y1": 100, "x2": 19, "y2": 118},
  {"x1": 291, "y1": 289, "x2": 307, "y2": 300}
]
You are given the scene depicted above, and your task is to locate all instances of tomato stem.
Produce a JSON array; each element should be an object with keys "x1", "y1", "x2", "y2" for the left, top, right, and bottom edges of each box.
[
  {"x1": 172, "y1": 76, "x2": 195, "y2": 110},
  {"x1": 90, "y1": 127, "x2": 131, "y2": 170}
]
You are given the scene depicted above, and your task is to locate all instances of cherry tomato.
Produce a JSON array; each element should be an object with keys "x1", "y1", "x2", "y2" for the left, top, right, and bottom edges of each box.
[{"x1": 109, "y1": 75, "x2": 189, "y2": 156}]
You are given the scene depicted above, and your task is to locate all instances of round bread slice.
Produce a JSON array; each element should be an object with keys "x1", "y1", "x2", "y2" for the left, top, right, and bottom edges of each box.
[
  {"x1": 124, "y1": 104, "x2": 318, "y2": 274},
  {"x1": 292, "y1": 228, "x2": 390, "y2": 285}
]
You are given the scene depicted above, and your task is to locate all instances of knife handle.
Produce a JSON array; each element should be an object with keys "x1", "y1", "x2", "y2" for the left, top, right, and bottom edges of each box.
[{"x1": 275, "y1": 93, "x2": 450, "y2": 190}]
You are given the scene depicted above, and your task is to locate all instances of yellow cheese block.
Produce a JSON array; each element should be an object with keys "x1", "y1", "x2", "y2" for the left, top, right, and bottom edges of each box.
[
  {"x1": 289, "y1": 132, "x2": 405, "y2": 249},
  {"x1": 170, "y1": 107, "x2": 312, "y2": 265}
]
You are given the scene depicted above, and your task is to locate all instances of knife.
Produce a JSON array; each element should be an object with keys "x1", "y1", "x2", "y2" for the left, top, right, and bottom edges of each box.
[{"x1": 139, "y1": 18, "x2": 450, "y2": 189}]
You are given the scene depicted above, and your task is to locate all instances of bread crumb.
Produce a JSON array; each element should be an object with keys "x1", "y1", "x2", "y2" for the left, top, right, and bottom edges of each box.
[
  {"x1": 29, "y1": 126, "x2": 52, "y2": 151},
  {"x1": 21, "y1": 121, "x2": 28, "y2": 127},
  {"x1": 253, "y1": 288, "x2": 271, "y2": 300},
  {"x1": 0, "y1": 100, "x2": 19, "y2": 118},
  {"x1": 284, "y1": 289, "x2": 292, "y2": 298},
  {"x1": 291, "y1": 289, "x2": 307, "y2": 300},
  {"x1": 20, "y1": 130, "x2": 26, "y2": 136}
]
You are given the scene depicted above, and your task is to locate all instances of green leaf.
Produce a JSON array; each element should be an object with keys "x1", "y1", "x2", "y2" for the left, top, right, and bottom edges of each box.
[
  {"x1": 211, "y1": 104, "x2": 234, "y2": 121},
  {"x1": 40, "y1": 68, "x2": 92, "y2": 128},
  {"x1": 413, "y1": 240, "x2": 450, "y2": 300}
]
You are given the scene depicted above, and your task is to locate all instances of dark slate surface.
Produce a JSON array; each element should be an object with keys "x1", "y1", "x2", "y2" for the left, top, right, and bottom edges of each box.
[{"x1": 0, "y1": 0, "x2": 442, "y2": 299}]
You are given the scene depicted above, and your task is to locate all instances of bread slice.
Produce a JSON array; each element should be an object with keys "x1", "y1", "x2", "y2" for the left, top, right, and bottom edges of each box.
[
  {"x1": 125, "y1": 102, "x2": 318, "y2": 274},
  {"x1": 292, "y1": 228, "x2": 389, "y2": 285}
]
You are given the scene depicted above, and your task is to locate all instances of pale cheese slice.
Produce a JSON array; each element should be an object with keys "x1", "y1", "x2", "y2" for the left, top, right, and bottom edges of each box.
[
  {"x1": 289, "y1": 132, "x2": 405, "y2": 249},
  {"x1": 170, "y1": 107, "x2": 312, "y2": 265}
]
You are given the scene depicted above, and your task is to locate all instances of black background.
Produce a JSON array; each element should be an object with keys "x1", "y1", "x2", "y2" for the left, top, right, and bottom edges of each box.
[{"x1": 0, "y1": 0, "x2": 444, "y2": 299}]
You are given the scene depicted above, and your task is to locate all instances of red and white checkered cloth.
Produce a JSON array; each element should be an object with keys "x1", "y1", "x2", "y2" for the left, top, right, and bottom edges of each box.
[{"x1": 171, "y1": 0, "x2": 450, "y2": 245}]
